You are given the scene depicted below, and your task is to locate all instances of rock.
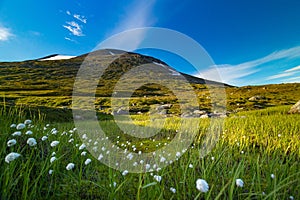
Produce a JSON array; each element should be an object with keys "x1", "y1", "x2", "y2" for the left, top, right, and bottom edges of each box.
[
  {"x1": 193, "y1": 110, "x2": 207, "y2": 115},
  {"x1": 209, "y1": 113, "x2": 227, "y2": 118},
  {"x1": 248, "y1": 95, "x2": 265, "y2": 101},
  {"x1": 156, "y1": 104, "x2": 172, "y2": 111},
  {"x1": 288, "y1": 100, "x2": 300, "y2": 114},
  {"x1": 200, "y1": 114, "x2": 209, "y2": 118},
  {"x1": 112, "y1": 108, "x2": 128, "y2": 115},
  {"x1": 182, "y1": 112, "x2": 192, "y2": 118}
]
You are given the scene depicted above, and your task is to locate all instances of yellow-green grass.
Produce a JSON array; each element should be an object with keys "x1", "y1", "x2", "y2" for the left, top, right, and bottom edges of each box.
[{"x1": 0, "y1": 106, "x2": 299, "y2": 199}]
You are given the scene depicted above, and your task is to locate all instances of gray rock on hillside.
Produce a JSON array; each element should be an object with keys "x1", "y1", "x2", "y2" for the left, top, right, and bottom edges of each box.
[
  {"x1": 288, "y1": 100, "x2": 300, "y2": 114},
  {"x1": 248, "y1": 95, "x2": 265, "y2": 101}
]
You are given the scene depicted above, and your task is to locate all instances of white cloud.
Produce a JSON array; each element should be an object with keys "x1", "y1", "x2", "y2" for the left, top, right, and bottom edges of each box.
[
  {"x1": 196, "y1": 46, "x2": 300, "y2": 85},
  {"x1": 29, "y1": 31, "x2": 41, "y2": 36},
  {"x1": 73, "y1": 14, "x2": 87, "y2": 24},
  {"x1": 64, "y1": 37, "x2": 76, "y2": 43},
  {"x1": 63, "y1": 10, "x2": 87, "y2": 39},
  {"x1": 286, "y1": 76, "x2": 300, "y2": 81},
  {"x1": 0, "y1": 26, "x2": 13, "y2": 41},
  {"x1": 63, "y1": 21, "x2": 84, "y2": 36},
  {"x1": 266, "y1": 72, "x2": 295, "y2": 80},
  {"x1": 285, "y1": 65, "x2": 300, "y2": 72},
  {"x1": 266, "y1": 64, "x2": 300, "y2": 81}
]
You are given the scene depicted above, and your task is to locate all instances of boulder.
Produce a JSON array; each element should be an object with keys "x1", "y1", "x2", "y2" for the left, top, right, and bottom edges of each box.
[
  {"x1": 193, "y1": 110, "x2": 207, "y2": 115},
  {"x1": 288, "y1": 100, "x2": 300, "y2": 114},
  {"x1": 156, "y1": 104, "x2": 172, "y2": 111},
  {"x1": 200, "y1": 114, "x2": 209, "y2": 119},
  {"x1": 248, "y1": 95, "x2": 265, "y2": 101}
]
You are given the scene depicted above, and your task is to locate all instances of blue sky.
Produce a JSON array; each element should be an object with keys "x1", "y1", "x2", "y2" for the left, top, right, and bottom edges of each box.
[{"x1": 0, "y1": 0, "x2": 299, "y2": 86}]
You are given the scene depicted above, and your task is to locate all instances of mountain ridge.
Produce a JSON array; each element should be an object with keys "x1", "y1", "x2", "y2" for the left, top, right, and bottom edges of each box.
[{"x1": 0, "y1": 49, "x2": 299, "y2": 119}]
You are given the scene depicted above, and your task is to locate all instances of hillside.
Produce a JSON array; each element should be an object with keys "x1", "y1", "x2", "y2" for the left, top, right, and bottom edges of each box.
[{"x1": 0, "y1": 49, "x2": 299, "y2": 120}]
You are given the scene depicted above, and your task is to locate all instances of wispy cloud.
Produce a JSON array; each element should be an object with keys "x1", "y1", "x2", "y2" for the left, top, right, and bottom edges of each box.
[
  {"x1": 196, "y1": 46, "x2": 300, "y2": 85},
  {"x1": 285, "y1": 65, "x2": 300, "y2": 72},
  {"x1": 266, "y1": 64, "x2": 300, "y2": 81},
  {"x1": 65, "y1": 11, "x2": 87, "y2": 23},
  {"x1": 286, "y1": 76, "x2": 300, "y2": 81},
  {"x1": 29, "y1": 31, "x2": 41, "y2": 36},
  {"x1": 73, "y1": 14, "x2": 87, "y2": 24},
  {"x1": 267, "y1": 72, "x2": 295, "y2": 80},
  {"x1": 0, "y1": 26, "x2": 13, "y2": 41},
  {"x1": 63, "y1": 10, "x2": 87, "y2": 40},
  {"x1": 64, "y1": 37, "x2": 77, "y2": 43},
  {"x1": 63, "y1": 21, "x2": 84, "y2": 36}
]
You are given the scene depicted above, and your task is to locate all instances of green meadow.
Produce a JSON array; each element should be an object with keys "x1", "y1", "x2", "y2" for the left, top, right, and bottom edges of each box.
[
  {"x1": 1, "y1": 105, "x2": 299, "y2": 199},
  {"x1": 0, "y1": 53, "x2": 299, "y2": 199}
]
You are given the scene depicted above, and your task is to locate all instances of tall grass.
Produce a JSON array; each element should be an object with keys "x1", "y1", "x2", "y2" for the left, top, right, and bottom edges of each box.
[{"x1": 0, "y1": 106, "x2": 299, "y2": 199}]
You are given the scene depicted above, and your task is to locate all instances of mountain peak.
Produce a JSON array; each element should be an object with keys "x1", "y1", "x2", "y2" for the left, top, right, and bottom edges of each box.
[{"x1": 38, "y1": 54, "x2": 76, "y2": 61}]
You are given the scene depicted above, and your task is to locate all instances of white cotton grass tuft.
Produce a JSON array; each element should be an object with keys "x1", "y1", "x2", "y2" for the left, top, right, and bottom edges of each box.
[
  {"x1": 66, "y1": 163, "x2": 75, "y2": 170},
  {"x1": 5, "y1": 152, "x2": 21, "y2": 163},
  {"x1": 110, "y1": 181, "x2": 117, "y2": 188},
  {"x1": 24, "y1": 119, "x2": 32, "y2": 125},
  {"x1": 68, "y1": 138, "x2": 74, "y2": 143},
  {"x1": 50, "y1": 141, "x2": 59, "y2": 147},
  {"x1": 170, "y1": 187, "x2": 176, "y2": 193},
  {"x1": 189, "y1": 164, "x2": 193, "y2": 168},
  {"x1": 196, "y1": 179, "x2": 209, "y2": 192},
  {"x1": 41, "y1": 136, "x2": 48, "y2": 141},
  {"x1": 127, "y1": 153, "x2": 133, "y2": 160},
  {"x1": 154, "y1": 175, "x2": 162, "y2": 182},
  {"x1": 271, "y1": 174, "x2": 275, "y2": 179},
  {"x1": 25, "y1": 130, "x2": 33, "y2": 135},
  {"x1": 160, "y1": 157, "x2": 166, "y2": 163},
  {"x1": 145, "y1": 164, "x2": 151, "y2": 170},
  {"x1": 79, "y1": 143, "x2": 86, "y2": 150},
  {"x1": 16, "y1": 123, "x2": 26, "y2": 130},
  {"x1": 81, "y1": 151, "x2": 87, "y2": 156},
  {"x1": 98, "y1": 154, "x2": 103, "y2": 160},
  {"x1": 27, "y1": 138, "x2": 37, "y2": 146},
  {"x1": 122, "y1": 170, "x2": 129, "y2": 176},
  {"x1": 12, "y1": 131, "x2": 22, "y2": 136},
  {"x1": 84, "y1": 158, "x2": 92, "y2": 165},
  {"x1": 7, "y1": 139, "x2": 17, "y2": 147},
  {"x1": 50, "y1": 157, "x2": 57, "y2": 163},
  {"x1": 48, "y1": 169, "x2": 54, "y2": 175},
  {"x1": 236, "y1": 178, "x2": 244, "y2": 187},
  {"x1": 10, "y1": 124, "x2": 17, "y2": 128}
]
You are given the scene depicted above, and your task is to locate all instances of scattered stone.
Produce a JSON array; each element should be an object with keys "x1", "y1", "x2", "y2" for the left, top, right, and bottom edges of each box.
[
  {"x1": 200, "y1": 114, "x2": 209, "y2": 118},
  {"x1": 156, "y1": 104, "x2": 172, "y2": 111},
  {"x1": 288, "y1": 100, "x2": 300, "y2": 114},
  {"x1": 193, "y1": 110, "x2": 207, "y2": 115},
  {"x1": 248, "y1": 95, "x2": 266, "y2": 101}
]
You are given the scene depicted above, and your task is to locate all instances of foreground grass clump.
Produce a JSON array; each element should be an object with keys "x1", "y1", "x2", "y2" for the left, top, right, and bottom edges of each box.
[{"x1": 0, "y1": 106, "x2": 299, "y2": 199}]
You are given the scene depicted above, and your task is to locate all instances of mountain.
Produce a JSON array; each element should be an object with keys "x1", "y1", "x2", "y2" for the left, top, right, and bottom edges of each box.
[
  {"x1": 38, "y1": 54, "x2": 76, "y2": 61},
  {"x1": 0, "y1": 49, "x2": 299, "y2": 121}
]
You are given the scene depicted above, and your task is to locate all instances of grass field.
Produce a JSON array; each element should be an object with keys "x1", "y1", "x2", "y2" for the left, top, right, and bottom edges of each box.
[{"x1": 0, "y1": 105, "x2": 299, "y2": 199}]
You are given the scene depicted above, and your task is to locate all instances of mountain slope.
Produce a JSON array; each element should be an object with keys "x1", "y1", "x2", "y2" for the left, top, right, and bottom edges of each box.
[{"x1": 0, "y1": 49, "x2": 299, "y2": 118}]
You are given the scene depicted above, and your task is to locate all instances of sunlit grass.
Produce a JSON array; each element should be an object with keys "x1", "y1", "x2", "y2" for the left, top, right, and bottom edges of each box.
[{"x1": 0, "y1": 106, "x2": 299, "y2": 199}]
